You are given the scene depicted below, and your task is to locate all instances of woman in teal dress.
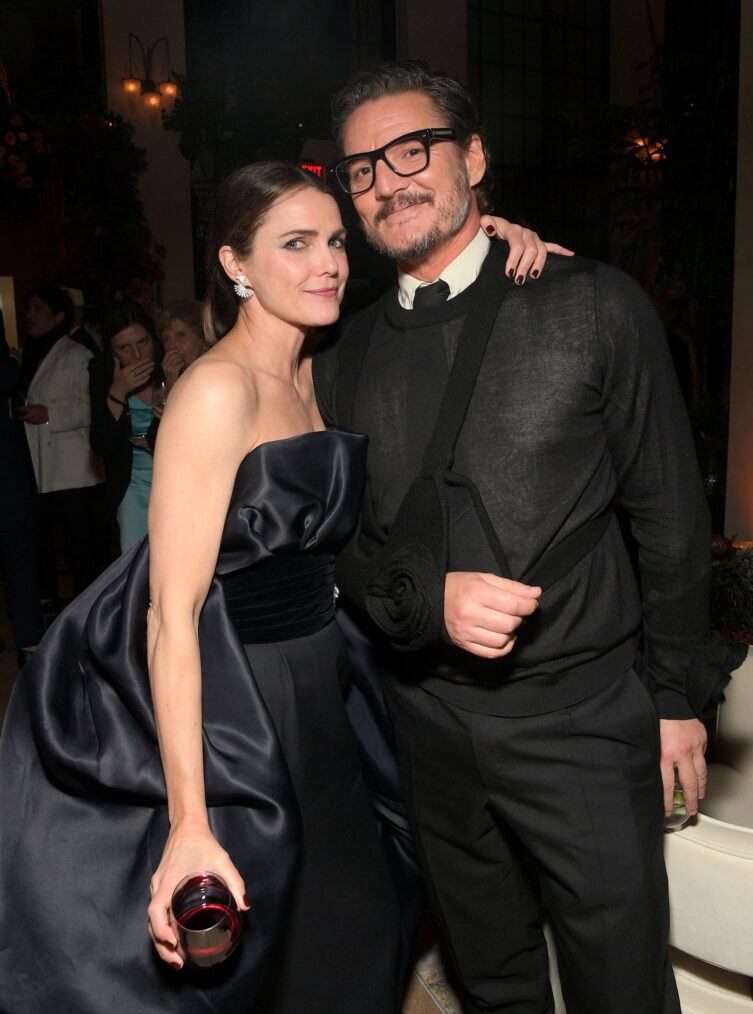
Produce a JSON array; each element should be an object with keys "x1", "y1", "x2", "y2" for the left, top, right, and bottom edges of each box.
[
  {"x1": 119, "y1": 394, "x2": 156, "y2": 548},
  {"x1": 89, "y1": 301, "x2": 165, "y2": 552}
]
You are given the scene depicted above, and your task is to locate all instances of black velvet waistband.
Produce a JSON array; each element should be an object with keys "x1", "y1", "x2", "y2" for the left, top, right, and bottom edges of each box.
[{"x1": 219, "y1": 552, "x2": 336, "y2": 643}]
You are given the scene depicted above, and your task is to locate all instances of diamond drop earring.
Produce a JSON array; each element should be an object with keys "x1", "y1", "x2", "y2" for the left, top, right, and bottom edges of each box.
[{"x1": 234, "y1": 275, "x2": 253, "y2": 299}]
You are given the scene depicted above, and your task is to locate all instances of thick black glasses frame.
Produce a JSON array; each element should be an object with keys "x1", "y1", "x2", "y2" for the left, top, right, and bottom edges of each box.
[{"x1": 331, "y1": 127, "x2": 458, "y2": 196}]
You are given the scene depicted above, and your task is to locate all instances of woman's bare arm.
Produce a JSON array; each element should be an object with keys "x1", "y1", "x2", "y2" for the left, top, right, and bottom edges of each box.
[{"x1": 145, "y1": 359, "x2": 258, "y2": 966}]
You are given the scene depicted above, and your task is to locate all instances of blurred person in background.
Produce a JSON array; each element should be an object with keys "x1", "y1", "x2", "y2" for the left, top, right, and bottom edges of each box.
[
  {"x1": 15, "y1": 284, "x2": 106, "y2": 601},
  {"x1": 0, "y1": 309, "x2": 44, "y2": 667},
  {"x1": 156, "y1": 299, "x2": 209, "y2": 392},
  {"x1": 17, "y1": 285, "x2": 73, "y2": 392},
  {"x1": 89, "y1": 300, "x2": 165, "y2": 553}
]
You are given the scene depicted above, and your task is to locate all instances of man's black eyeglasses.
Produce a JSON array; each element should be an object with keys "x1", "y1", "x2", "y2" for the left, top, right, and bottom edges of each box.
[{"x1": 331, "y1": 127, "x2": 458, "y2": 196}]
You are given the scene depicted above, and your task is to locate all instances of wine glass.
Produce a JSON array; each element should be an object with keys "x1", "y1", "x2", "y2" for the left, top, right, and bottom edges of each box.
[
  {"x1": 151, "y1": 378, "x2": 167, "y2": 412},
  {"x1": 663, "y1": 770, "x2": 690, "y2": 831},
  {"x1": 170, "y1": 871, "x2": 242, "y2": 967}
]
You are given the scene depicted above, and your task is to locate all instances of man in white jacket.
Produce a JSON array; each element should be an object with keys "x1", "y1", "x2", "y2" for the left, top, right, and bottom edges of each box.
[{"x1": 17, "y1": 285, "x2": 106, "y2": 598}]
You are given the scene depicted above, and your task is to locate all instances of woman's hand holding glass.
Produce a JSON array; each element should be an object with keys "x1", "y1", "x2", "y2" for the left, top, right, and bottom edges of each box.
[
  {"x1": 170, "y1": 871, "x2": 241, "y2": 967},
  {"x1": 147, "y1": 818, "x2": 249, "y2": 970},
  {"x1": 160, "y1": 348, "x2": 185, "y2": 391}
]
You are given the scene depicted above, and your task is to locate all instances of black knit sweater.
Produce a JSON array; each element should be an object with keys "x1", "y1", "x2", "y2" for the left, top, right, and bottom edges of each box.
[{"x1": 314, "y1": 244, "x2": 742, "y2": 718}]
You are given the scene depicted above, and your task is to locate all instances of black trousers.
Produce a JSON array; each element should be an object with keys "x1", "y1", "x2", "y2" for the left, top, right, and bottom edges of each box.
[
  {"x1": 384, "y1": 669, "x2": 681, "y2": 1014},
  {"x1": 0, "y1": 471, "x2": 44, "y2": 648},
  {"x1": 34, "y1": 484, "x2": 109, "y2": 599}
]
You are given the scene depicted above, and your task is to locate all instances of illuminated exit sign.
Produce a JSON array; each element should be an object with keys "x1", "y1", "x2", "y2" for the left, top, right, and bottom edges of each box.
[{"x1": 301, "y1": 163, "x2": 327, "y2": 179}]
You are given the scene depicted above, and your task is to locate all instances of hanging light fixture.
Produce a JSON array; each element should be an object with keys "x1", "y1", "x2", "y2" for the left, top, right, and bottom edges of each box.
[
  {"x1": 121, "y1": 34, "x2": 179, "y2": 122},
  {"x1": 159, "y1": 80, "x2": 178, "y2": 103},
  {"x1": 122, "y1": 75, "x2": 141, "y2": 114}
]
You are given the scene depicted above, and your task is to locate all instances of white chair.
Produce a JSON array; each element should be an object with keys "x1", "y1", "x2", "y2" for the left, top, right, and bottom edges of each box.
[{"x1": 664, "y1": 645, "x2": 753, "y2": 1012}]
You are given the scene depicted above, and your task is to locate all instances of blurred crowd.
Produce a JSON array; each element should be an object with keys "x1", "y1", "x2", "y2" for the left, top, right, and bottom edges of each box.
[{"x1": 0, "y1": 285, "x2": 209, "y2": 667}]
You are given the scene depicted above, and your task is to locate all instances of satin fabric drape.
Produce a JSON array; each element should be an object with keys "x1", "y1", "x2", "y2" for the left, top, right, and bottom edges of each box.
[{"x1": 0, "y1": 431, "x2": 380, "y2": 1013}]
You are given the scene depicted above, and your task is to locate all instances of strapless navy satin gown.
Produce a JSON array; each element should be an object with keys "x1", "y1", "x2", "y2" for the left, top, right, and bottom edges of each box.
[{"x1": 0, "y1": 431, "x2": 401, "y2": 1014}]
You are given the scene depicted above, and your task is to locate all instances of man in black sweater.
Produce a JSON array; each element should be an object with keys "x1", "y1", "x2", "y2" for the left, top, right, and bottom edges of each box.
[{"x1": 314, "y1": 62, "x2": 742, "y2": 1014}]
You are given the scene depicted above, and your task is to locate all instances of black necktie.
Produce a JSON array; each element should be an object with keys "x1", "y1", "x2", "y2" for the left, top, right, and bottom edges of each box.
[{"x1": 412, "y1": 278, "x2": 450, "y2": 309}]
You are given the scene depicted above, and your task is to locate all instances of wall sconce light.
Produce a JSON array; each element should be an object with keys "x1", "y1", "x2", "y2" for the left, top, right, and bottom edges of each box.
[
  {"x1": 121, "y1": 33, "x2": 178, "y2": 124},
  {"x1": 624, "y1": 127, "x2": 666, "y2": 164}
]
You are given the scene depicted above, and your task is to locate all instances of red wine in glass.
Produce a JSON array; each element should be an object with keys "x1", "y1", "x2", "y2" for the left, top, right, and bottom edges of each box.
[{"x1": 170, "y1": 872, "x2": 242, "y2": 967}]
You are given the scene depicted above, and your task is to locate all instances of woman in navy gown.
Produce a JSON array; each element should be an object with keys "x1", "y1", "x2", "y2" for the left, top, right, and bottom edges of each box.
[{"x1": 0, "y1": 163, "x2": 401, "y2": 1014}]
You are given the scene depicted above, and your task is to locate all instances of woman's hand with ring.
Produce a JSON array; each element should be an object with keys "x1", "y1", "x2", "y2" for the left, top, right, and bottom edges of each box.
[{"x1": 111, "y1": 355, "x2": 155, "y2": 399}]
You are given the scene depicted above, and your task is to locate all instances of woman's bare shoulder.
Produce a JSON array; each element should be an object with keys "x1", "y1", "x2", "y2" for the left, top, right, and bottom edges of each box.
[{"x1": 167, "y1": 351, "x2": 257, "y2": 419}]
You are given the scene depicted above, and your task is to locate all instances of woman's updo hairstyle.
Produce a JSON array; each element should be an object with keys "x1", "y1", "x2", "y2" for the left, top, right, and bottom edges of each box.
[{"x1": 203, "y1": 161, "x2": 331, "y2": 344}]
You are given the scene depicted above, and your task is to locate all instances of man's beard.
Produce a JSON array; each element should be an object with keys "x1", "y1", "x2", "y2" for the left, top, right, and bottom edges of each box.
[{"x1": 360, "y1": 167, "x2": 472, "y2": 261}]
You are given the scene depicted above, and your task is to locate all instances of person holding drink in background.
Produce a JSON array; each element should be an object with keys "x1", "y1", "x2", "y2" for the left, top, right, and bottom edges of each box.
[{"x1": 15, "y1": 284, "x2": 107, "y2": 600}]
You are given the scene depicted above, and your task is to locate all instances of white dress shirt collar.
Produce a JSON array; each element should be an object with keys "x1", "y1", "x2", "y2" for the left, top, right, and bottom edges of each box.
[{"x1": 397, "y1": 228, "x2": 491, "y2": 309}]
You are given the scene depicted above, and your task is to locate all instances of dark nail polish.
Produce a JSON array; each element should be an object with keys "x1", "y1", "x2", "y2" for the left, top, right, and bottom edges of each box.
[
  {"x1": 531, "y1": 269, "x2": 539, "y2": 279},
  {"x1": 507, "y1": 268, "x2": 514, "y2": 278},
  {"x1": 484, "y1": 224, "x2": 495, "y2": 236},
  {"x1": 516, "y1": 275, "x2": 524, "y2": 285},
  {"x1": 243, "y1": 894, "x2": 251, "y2": 908},
  {"x1": 171, "y1": 961, "x2": 182, "y2": 970}
]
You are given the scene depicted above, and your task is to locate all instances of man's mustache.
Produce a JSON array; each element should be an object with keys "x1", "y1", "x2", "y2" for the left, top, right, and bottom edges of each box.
[{"x1": 373, "y1": 191, "x2": 434, "y2": 226}]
